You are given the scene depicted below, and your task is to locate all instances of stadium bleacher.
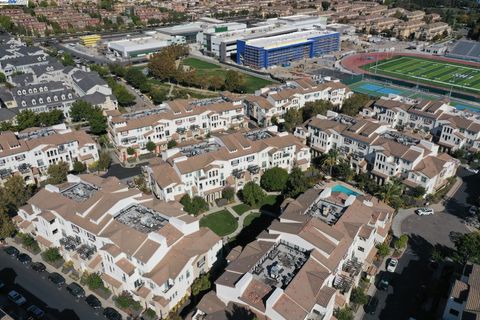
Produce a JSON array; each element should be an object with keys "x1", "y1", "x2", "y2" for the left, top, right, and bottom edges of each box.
[{"x1": 446, "y1": 40, "x2": 480, "y2": 62}]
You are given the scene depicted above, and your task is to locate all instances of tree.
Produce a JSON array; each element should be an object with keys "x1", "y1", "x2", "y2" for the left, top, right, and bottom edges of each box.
[
  {"x1": 241, "y1": 182, "x2": 266, "y2": 207},
  {"x1": 180, "y1": 195, "x2": 209, "y2": 215},
  {"x1": 143, "y1": 308, "x2": 157, "y2": 320},
  {"x1": 332, "y1": 160, "x2": 354, "y2": 181},
  {"x1": 16, "y1": 110, "x2": 38, "y2": 131},
  {"x1": 0, "y1": 72, "x2": 6, "y2": 83},
  {"x1": 114, "y1": 292, "x2": 142, "y2": 311},
  {"x1": 451, "y1": 231, "x2": 480, "y2": 264},
  {"x1": 148, "y1": 49, "x2": 178, "y2": 82},
  {"x1": 98, "y1": 151, "x2": 112, "y2": 171},
  {"x1": 61, "y1": 53, "x2": 75, "y2": 66},
  {"x1": 303, "y1": 100, "x2": 334, "y2": 121},
  {"x1": 222, "y1": 187, "x2": 235, "y2": 202},
  {"x1": 261, "y1": 167, "x2": 289, "y2": 192},
  {"x1": 395, "y1": 234, "x2": 408, "y2": 250},
  {"x1": 341, "y1": 94, "x2": 370, "y2": 116},
  {"x1": 350, "y1": 287, "x2": 369, "y2": 305},
  {"x1": 321, "y1": 1, "x2": 330, "y2": 10},
  {"x1": 284, "y1": 167, "x2": 309, "y2": 198},
  {"x1": 283, "y1": 108, "x2": 303, "y2": 132},
  {"x1": 113, "y1": 84, "x2": 135, "y2": 107},
  {"x1": 0, "y1": 212, "x2": 16, "y2": 239},
  {"x1": 42, "y1": 247, "x2": 62, "y2": 263},
  {"x1": 409, "y1": 186, "x2": 426, "y2": 198},
  {"x1": 83, "y1": 272, "x2": 104, "y2": 290},
  {"x1": 37, "y1": 109, "x2": 64, "y2": 127},
  {"x1": 376, "y1": 180, "x2": 404, "y2": 209},
  {"x1": 125, "y1": 68, "x2": 148, "y2": 89},
  {"x1": 167, "y1": 140, "x2": 177, "y2": 149},
  {"x1": 191, "y1": 274, "x2": 211, "y2": 296},
  {"x1": 126, "y1": 147, "x2": 136, "y2": 156},
  {"x1": 47, "y1": 161, "x2": 69, "y2": 184},
  {"x1": 146, "y1": 140, "x2": 156, "y2": 153},
  {"x1": 224, "y1": 70, "x2": 245, "y2": 93},
  {"x1": 335, "y1": 307, "x2": 353, "y2": 320},
  {"x1": 3, "y1": 176, "x2": 30, "y2": 210},
  {"x1": 70, "y1": 100, "x2": 92, "y2": 122},
  {"x1": 317, "y1": 149, "x2": 338, "y2": 176},
  {"x1": 72, "y1": 161, "x2": 86, "y2": 174},
  {"x1": 88, "y1": 109, "x2": 107, "y2": 135},
  {"x1": 376, "y1": 242, "x2": 390, "y2": 258}
]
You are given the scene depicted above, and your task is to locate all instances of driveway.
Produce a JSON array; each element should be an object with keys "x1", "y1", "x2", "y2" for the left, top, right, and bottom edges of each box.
[
  {"x1": 103, "y1": 163, "x2": 144, "y2": 181},
  {"x1": 0, "y1": 250, "x2": 104, "y2": 320}
]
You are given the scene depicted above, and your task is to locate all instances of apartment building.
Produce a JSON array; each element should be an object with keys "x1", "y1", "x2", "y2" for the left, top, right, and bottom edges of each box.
[
  {"x1": 15, "y1": 174, "x2": 222, "y2": 319},
  {"x1": 107, "y1": 97, "x2": 247, "y2": 162},
  {"x1": 0, "y1": 124, "x2": 98, "y2": 184},
  {"x1": 194, "y1": 181, "x2": 394, "y2": 320},
  {"x1": 405, "y1": 10, "x2": 426, "y2": 21},
  {"x1": 393, "y1": 20, "x2": 426, "y2": 39},
  {"x1": 443, "y1": 262, "x2": 480, "y2": 320},
  {"x1": 417, "y1": 22, "x2": 452, "y2": 41},
  {"x1": 145, "y1": 127, "x2": 311, "y2": 203},
  {"x1": 437, "y1": 114, "x2": 480, "y2": 153},
  {"x1": 245, "y1": 78, "x2": 353, "y2": 126},
  {"x1": 297, "y1": 112, "x2": 459, "y2": 194}
]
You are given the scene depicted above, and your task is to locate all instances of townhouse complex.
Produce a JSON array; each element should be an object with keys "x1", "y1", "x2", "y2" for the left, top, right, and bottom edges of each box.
[
  {"x1": 0, "y1": 124, "x2": 98, "y2": 185},
  {"x1": 195, "y1": 181, "x2": 394, "y2": 320},
  {"x1": 14, "y1": 174, "x2": 222, "y2": 318},
  {"x1": 0, "y1": 36, "x2": 117, "y2": 121},
  {"x1": 144, "y1": 127, "x2": 311, "y2": 202},
  {"x1": 295, "y1": 96, "x2": 466, "y2": 195}
]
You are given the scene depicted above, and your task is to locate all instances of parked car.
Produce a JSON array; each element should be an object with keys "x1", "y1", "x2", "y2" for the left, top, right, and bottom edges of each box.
[
  {"x1": 48, "y1": 272, "x2": 65, "y2": 287},
  {"x1": 387, "y1": 258, "x2": 398, "y2": 273},
  {"x1": 27, "y1": 305, "x2": 45, "y2": 318},
  {"x1": 66, "y1": 282, "x2": 85, "y2": 299},
  {"x1": 8, "y1": 290, "x2": 26, "y2": 305},
  {"x1": 17, "y1": 253, "x2": 32, "y2": 265},
  {"x1": 0, "y1": 281, "x2": 5, "y2": 289},
  {"x1": 466, "y1": 167, "x2": 479, "y2": 174},
  {"x1": 31, "y1": 262, "x2": 46, "y2": 272},
  {"x1": 377, "y1": 273, "x2": 391, "y2": 291},
  {"x1": 364, "y1": 296, "x2": 379, "y2": 315},
  {"x1": 85, "y1": 294, "x2": 102, "y2": 309},
  {"x1": 469, "y1": 206, "x2": 478, "y2": 215},
  {"x1": 4, "y1": 246, "x2": 19, "y2": 257},
  {"x1": 103, "y1": 307, "x2": 122, "y2": 320},
  {"x1": 415, "y1": 207, "x2": 434, "y2": 216}
]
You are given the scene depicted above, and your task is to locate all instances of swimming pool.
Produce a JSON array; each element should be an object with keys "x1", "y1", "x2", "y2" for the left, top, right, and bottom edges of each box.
[{"x1": 331, "y1": 184, "x2": 360, "y2": 196}]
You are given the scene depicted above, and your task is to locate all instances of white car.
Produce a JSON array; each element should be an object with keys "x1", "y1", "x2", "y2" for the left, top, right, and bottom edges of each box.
[
  {"x1": 416, "y1": 207, "x2": 434, "y2": 216},
  {"x1": 8, "y1": 290, "x2": 26, "y2": 305},
  {"x1": 387, "y1": 258, "x2": 398, "y2": 272}
]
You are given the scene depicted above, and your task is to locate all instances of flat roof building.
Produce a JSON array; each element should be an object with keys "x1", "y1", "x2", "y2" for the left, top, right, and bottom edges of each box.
[
  {"x1": 236, "y1": 30, "x2": 340, "y2": 69},
  {"x1": 107, "y1": 32, "x2": 186, "y2": 58}
]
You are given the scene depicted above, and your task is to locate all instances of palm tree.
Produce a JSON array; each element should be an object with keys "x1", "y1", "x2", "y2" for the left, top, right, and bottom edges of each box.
[
  {"x1": 322, "y1": 149, "x2": 338, "y2": 176},
  {"x1": 376, "y1": 180, "x2": 404, "y2": 208}
]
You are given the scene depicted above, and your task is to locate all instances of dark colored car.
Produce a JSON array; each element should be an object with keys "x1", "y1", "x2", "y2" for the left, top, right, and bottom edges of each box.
[
  {"x1": 103, "y1": 307, "x2": 122, "y2": 320},
  {"x1": 66, "y1": 282, "x2": 85, "y2": 299},
  {"x1": 4, "y1": 246, "x2": 19, "y2": 257},
  {"x1": 31, "y1": 262, "x2": 46, "y2": 272},
  {"x1": 48, "y1": 272, "x2": 65, "y2": 287},
  {"x1": 377, "y1": 273, "x2": 391, "y2": 291},
  {"x1": 27, "y1": 305, "x2": 45, "y2": 319},
  {"x1": 17, "y1": 253, "x2": 32, "y2": 265},
  {"x1": 364, "y1": 296, "x2": 379, "y2": 315},
  {"x1": 85, "y1": 294, "x2": 102, "y2": 309}
]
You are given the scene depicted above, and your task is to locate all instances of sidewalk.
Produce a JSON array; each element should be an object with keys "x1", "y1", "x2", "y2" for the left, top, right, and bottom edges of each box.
[{"x1": 3, "y1": 239, "x2": 129, "y2": 319}]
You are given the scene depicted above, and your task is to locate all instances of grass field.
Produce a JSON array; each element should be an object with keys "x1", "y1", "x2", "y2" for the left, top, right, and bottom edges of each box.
[
  {"x1": 362, "y1": 56, "x2": 480, "y2": 95},
  {"x1": 182, "y1": 57, "x2": 273, "y2": 93},
  {"x1": 200, "y1": 210, "x2": 238, "y2": 237}
]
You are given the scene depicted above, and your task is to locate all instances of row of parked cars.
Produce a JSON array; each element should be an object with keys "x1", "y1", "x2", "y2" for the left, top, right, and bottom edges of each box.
[{"x1": 3, "y1": 245, "x2": 122, "y2": 320}]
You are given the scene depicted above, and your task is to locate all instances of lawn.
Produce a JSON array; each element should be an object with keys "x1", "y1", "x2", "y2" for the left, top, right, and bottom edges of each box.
[
  {"x1": 243, "y1": 212, "x2": 261, "y2": 228},
  {"x1": 182, "y1": 57, "x2": 273, "y2": 93},
  {"x1": 362, "y1": 56, "x2": 480, "y2": 95},
  {"x1": 200, "y1": 210, "x2": 238, "y2": 237},
  {"x1": 232, "y1": 203, "x2": 251, "y2": 215}
]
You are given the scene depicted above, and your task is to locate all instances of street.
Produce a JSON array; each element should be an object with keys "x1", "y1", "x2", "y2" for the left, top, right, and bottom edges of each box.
[
  {"x1": 0, "y1": 250, "x2": 105, "y2": 320},
  {"x1": 363, "y1": 168, "x2": 479, "y2": 320}
]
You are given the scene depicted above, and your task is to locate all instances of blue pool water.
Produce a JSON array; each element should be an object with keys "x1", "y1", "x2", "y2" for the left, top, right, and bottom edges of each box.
[
  {"x1": 452, "y1": 103, "x2": 480, "y2": 113},
  {"x1": 331, "y1": 184, "x2": 360, "y2": 196},
  {"x1": 359, "y1": 83, "x2": 402, "y2": 95}
]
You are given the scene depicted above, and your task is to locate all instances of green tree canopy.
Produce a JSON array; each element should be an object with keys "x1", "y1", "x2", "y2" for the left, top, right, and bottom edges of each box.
[
  {"x1": 98, "y1": 151, "x2": 112, "y2": 171},
  {"x1": 284, "y1": 167, "x2": 309, "y2": 198},
  {"x1": 3, "y1": 175, "x2": 30, "y2": 210},
  {"x1": 283, "y1": 108, "x2": 303, "y2": 132},
  {"x1": 341, "y1": 94, "x2": 370, "y2": 116},
  {"x1": 72, "y1": 161, "x2": 86, "y2": 174},
  {"x1": 42, "y1": 247, "x2": 62, "y2": 263},
  {"x1": 146, "y1": 140, "x2": 157, "y2": 152},
  {"x1": 222, "y1": 187, "x2": 235, "y2": 202},
  {"x1": 451, "y1": 231, "x2": 480, "y2": 264},
  {"x1": 241, "y1": 182, "x2": 266, "y2": 207},
  {"x1": 47, "y1": 161, "x2": 69, "y2": 184},
  {"x1": 191, "y1": 274, "x2": 211, "y2": 296},
  {"x1": 224, "y1": 70, "x2": 245, "y2": 93},
  {"x1": 303, "y1": 100, "x2": 334, "y2": 121},
  {"x1": 260, "y1": 167, "x2": 289, "y2": 192},
  {"x1": 0, "y1": 212, "x2": 16, "y2": 239},
  {"x1": 376, "y1": 180, "x2": 404, "y2": 209}
]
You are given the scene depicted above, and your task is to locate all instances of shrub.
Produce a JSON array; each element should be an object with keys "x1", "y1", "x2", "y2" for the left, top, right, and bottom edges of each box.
[
  {"x1": 376, "y1": 242, "x2": 390, "y2": 258},
  {"x1": 222, "y1": 187, "x2": 235, "y2": 202},
  {"x1": 42, "y1": 247, "x2": 62, "y2": 263}
]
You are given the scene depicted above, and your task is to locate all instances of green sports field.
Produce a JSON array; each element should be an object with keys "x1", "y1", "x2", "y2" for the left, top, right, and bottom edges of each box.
[{"x1": 362, "y1": 56, "x2": 480, "y2": 95}]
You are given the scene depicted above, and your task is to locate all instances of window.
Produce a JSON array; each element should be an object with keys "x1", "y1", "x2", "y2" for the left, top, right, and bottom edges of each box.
[
  {"x1": 197, "y1": 256, "x2": 206, "y2": 268},
  {"x1": 357, "y1": 246, "x2": 365, "y2": 252},
  {"x1": 71, "y1": 224, "x2": 80, "y2": 234},
  {"x1": 449, "y1": 309, "x2": 459, "y2": 316}
]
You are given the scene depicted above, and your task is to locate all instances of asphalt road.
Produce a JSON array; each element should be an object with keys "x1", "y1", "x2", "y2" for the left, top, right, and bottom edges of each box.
[
  {"x1": 102, "y1": 163, "x2": 143, "y2": 181},
  {"x1": 0, "y1": 250, "x2": 104, "y2": 320},
  {"x1": 363, "y1": 168, "x2": 479, "y2": 320}
]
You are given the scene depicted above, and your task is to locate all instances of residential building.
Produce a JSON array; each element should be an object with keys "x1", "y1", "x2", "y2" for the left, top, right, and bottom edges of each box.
[
  {"x1": 0, "y1": 124, "x2": 98, "y2": 184},
  {"x1": 236, "y1": 30, "x2": 340, "y2": 69},
  {"x1": 443, "y1": 262, "x2": 480, "y2": 320},
  {"x1": 195, "y1": 181, "x2": 394, "y2": 320},
  {"x1": 107, "y1": 97, "x2": 247, "y2": 162},
  {"x1": 14, "y1": 174, "x2": 222, "y2": 319},
  {"x1": 437, "y1": 115, "x2": 480, "y2": 153},
  {"x1": 144, "y1": 127, "x2": 311, "y2": 203},
  {"x1": 417, "y1": 22, "x2": 452, "y2": 41},
  {"x1": 245, "y1": 78, "x2": 352, "y2": 126}
]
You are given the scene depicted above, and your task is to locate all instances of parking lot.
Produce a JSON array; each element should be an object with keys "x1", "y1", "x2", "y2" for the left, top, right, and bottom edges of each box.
[
  {"x1": 0, "y1": 247, "x2": 112, "y2": 320},
  {"x1": 363, "y1": 168, "x2": 478, "y2": 320}
]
